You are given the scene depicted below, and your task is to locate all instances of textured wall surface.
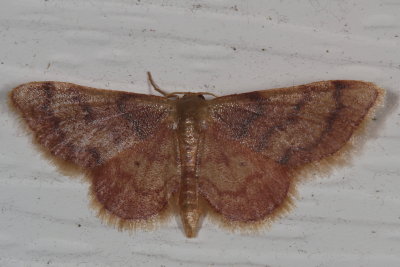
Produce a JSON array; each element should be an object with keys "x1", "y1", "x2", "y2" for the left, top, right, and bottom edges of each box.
[{"x1": 0, "y1": 1, "x2": 399, "y2": 266}]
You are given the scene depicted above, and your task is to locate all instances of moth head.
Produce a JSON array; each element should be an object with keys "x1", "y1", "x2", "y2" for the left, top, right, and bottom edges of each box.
[
  {"x1": 182, "y1": 93, "x2": 205, "y2": 100},
  {"x1": 167, "y1": 92, "x2": 215, "y2": 100}
]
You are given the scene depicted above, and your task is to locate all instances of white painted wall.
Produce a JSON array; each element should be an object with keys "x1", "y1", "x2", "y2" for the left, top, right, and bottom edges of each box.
[{"x1": 1, "y1": 1, "x2": 399, "y2": 266}]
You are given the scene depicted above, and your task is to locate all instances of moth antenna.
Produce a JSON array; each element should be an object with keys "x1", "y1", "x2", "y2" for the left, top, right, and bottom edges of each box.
[
  {"x1": 147, "y1": 72, "x2": 173, "y2": 97},
  {"x1": 147, "y1": 72, "x2": 218, "y2": 98}
]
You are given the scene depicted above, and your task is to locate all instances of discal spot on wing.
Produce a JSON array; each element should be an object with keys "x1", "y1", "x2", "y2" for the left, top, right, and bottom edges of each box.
[
  {"x1": 199, "y1": 124, "x2": 291, "y2": 222},
  {"x1": 10, "y1": 81, "x2": 180, "y2": 230},
  {"x1": 10, "y1": 81, "x2": 173, "y2": 168},
  {"x1": 90, "y1": 125, "x2": 180, "y2": 222},
  {"x1": 209, "y1": 80, "x2": 384, "y2": 166},
  {"x1": 10, "y1": 77, "x2": 385, "y2": 237}
]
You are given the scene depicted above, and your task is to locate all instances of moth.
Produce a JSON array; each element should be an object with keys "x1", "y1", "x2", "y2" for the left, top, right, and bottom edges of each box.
[{"x1": 10, "y1": 73, "x2": 384, "y2": 237}]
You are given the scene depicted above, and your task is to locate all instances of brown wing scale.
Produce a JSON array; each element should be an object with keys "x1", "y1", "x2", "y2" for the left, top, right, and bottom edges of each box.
[
  {"x1": 200, "y1": 80, "x2": 384, "y2": 223},
  {"x1": 208, "y1": 80, "x2": 383, "y2": 166},
  {"x1": 10, "y1": 79, "x2": 385, "y2": 235},
  {"x1": 198, "y1": 123, "x2": 291, "y2": 223},
  {"x1": 10, "y1": 81, "x2": 180, "y2": 227},
  {"x1": 90, "y1": 123, "x2": 180, "y2": 228}
]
